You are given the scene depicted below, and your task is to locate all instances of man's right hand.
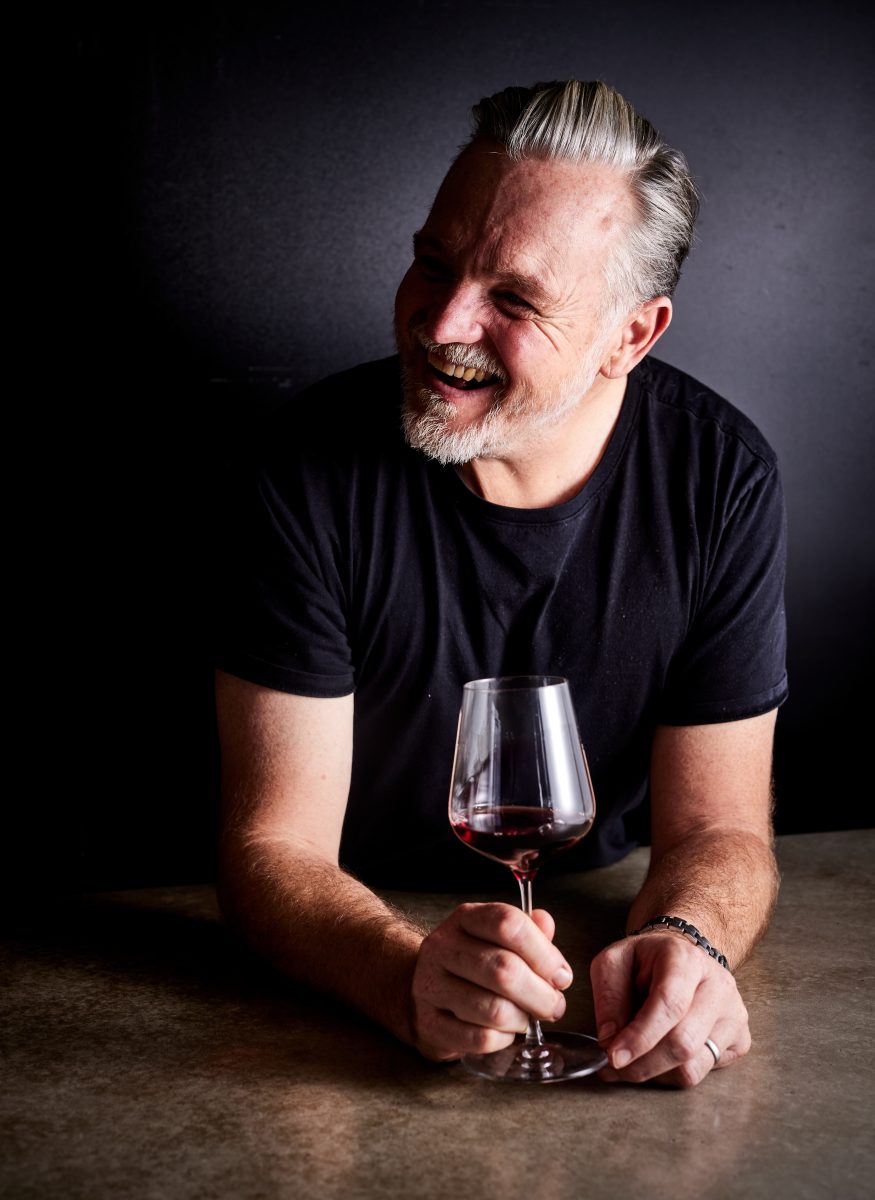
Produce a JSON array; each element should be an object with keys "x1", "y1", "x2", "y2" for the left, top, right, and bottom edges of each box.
[{"x1": 409, "y1": 902, "x2": 574, "y2": 1061}]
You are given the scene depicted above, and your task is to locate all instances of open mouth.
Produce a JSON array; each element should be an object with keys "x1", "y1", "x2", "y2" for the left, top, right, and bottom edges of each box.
[{"x1": 427, "y1": 349, "x2": 500, "y2": 391}]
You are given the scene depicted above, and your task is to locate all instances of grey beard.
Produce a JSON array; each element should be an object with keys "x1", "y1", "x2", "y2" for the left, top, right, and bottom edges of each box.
[
  {"x1": 396, "y1": 310, "x2": 610, "y2": 465},
  {"x1": 401, "y1": 386, "x2": 516, "y2": 465},
  {"x1": 400, "y1": 366, "x2": 602, "y2": 466}
]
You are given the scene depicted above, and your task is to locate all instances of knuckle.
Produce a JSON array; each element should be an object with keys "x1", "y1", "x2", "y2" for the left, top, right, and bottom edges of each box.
[
  {"x1": 464, "y1": 1026, "x2": 493, "y2": 1054},
  {"x1": 592, "y1": 976, "x2": 626, "y2": 1010},
  {"x1": 415, "y1": 1002, "x2": 442, "y2": 1035},
  {"x1": 593, "y1": 940, "x2": 626, "y2": 969},
  {"x1": 454, "y1": 902, "x2": 480, "y2": 927},
  {"x1": 490, "y1": 949, "x2": 521, "y2": 992},
  {"x1": 665, "y1": 1025, "x2": 699, "y2": 1063},
  {"x1": 466, "y1": 1026, "x2": 514, "y2": 1055},
  {"x1": 589, "y1": 953, "x2": 611, "y2": 986},
  {"x1": 478, "y1": 992, "x2": 509, "y2": 1029},
  {"x1": 413, "y1": 1016, "x2": 447, "y2": 1058},
  {"x1": 411, "y1": 961, "x2": 437, "y2": 1002},
  {"x1": 590, "y1": 944, "x2": 627, "y2": 989},
  {"x1": 419, "y1": 927, "x2": 450, "y2": 964},
  {"x1": 493, "y1": 906, "x2": 525, "y2": 944},
  {"x1": 656, "y1": 988, "x2": 688, "y2": 1023}
]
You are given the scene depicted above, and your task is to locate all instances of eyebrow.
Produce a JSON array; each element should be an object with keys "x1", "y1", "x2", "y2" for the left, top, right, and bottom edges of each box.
[{"x1": 412, "y1": 231, "x2": 554, "y2": 310}]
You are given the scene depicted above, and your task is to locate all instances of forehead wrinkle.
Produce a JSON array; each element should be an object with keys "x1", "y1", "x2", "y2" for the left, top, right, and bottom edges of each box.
[
  {"x1": 419, "y1": 157, "x2": 627, "y2": 314},
  {"x1": 480, "y1": 248, "x2": 561, "y2": 308},
  {"x1": 484, "y1": 229, "x2": 588, "y2": 313},
  {"x1": 462, "y1": 216, "x2": 582, "y2": 310}
]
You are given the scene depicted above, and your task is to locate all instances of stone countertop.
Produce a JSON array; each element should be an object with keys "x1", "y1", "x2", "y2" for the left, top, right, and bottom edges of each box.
[{"x1": 2, "y1": 830, "x2": 873, "y2": 1200}]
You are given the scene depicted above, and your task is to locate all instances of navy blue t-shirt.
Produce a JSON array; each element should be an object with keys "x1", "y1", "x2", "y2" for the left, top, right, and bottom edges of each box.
[{"x1": 216, "y1": 355, "x2": 788, "y2": 888}]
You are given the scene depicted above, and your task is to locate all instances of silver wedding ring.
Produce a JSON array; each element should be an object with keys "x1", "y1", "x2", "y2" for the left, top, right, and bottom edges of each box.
[{"x1": 704, "y1": 1037, "x2": 721, "y2": 1065}]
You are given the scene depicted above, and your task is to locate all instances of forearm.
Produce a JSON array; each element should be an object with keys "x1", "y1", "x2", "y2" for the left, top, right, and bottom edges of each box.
[
  {"x1": 628, "y1": 828, "x2": 779, "y2": 969},
  {"x1": 218, "y1": 835, "x2": 425, "y2": 1044}
]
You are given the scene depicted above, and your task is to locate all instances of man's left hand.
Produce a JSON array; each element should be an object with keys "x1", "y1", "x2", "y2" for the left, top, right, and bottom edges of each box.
[{"x1": 590, "y1": 931, "x2": 751, "y2": 1087}]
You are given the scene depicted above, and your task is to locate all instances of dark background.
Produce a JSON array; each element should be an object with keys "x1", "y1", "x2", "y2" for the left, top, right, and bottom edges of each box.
[{"x1": 37, "y1": 2, "x2": 873, "y2": 889}]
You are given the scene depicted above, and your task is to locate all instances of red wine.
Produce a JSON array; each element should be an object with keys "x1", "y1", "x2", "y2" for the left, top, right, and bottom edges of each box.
[{"x1": 452, "y1": 806, "x2": 593, "y2": 876}]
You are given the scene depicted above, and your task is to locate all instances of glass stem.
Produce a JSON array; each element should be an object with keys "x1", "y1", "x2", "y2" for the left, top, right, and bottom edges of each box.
[{"x1": 516, "y1": 873, "x2": 544, "y2": 1049}]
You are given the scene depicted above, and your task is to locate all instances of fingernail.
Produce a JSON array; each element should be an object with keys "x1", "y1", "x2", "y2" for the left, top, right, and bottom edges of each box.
[
  {"x1": 612, "y1": 1048, "x2": 632, "y2": 1069},
  {"x1": 553, "y1": 995, "x2": 566, "y2": 1021},
  {"x1": 553, "y1": 964, "x2": 573, "y2": 988},
  {"x1": 598, "y1": 1022, "x2": 617, "y2": 1042}
]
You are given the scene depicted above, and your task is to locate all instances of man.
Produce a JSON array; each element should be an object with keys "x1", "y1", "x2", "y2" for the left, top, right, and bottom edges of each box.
[{"x1": 215, "y1": 80, "x2": 786, "y2": 1087}]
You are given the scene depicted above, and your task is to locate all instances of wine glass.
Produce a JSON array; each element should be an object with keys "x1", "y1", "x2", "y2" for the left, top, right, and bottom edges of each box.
[{"x1": 448, "y1": 675, "x2": 607, "y2": 1083}]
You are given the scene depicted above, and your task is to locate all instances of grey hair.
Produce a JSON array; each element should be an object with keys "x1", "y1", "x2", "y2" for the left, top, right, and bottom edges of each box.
[{"x1": 467, "y1": 80, "x2": 700, "y2": 316}]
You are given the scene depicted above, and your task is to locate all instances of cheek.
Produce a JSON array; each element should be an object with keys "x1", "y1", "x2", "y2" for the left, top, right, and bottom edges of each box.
[{"x1": 496, "y1": 325, "x2": 542, "y2": 379}]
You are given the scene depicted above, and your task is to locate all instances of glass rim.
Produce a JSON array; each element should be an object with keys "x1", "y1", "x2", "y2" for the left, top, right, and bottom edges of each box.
[{"x1": 462, "y1": 675, "x2": 569, "y2": 693}]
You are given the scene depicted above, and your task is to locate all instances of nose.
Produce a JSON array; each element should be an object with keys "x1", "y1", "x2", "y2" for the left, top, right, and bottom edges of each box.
[{"x1": 425, "y1": 282, "x2": 485, "y2": 347}]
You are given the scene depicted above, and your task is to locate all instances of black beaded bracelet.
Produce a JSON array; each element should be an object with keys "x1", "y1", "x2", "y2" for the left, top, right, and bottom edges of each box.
[{"x1": 628, "y1": 915, "x2": 731, "y2": 971}]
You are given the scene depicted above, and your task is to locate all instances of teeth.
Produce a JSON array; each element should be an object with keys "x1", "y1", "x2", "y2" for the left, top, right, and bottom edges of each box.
[{"x1": 427, "y1": 350, "x2": 493, "y2": 385}]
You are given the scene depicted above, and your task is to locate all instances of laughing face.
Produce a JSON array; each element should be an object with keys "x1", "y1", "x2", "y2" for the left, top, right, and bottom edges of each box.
[{"x1": 394, "y1": 142, "x2": 636, "y2": 465}]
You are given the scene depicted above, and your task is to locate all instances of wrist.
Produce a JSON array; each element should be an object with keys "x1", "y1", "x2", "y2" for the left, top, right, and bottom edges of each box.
[
  {"x1": 628, "y1": 914, "x2": 731, "y2": 971},
  {"x1": 372, "y1": 928, "x2": 426, "y2": 1047}
]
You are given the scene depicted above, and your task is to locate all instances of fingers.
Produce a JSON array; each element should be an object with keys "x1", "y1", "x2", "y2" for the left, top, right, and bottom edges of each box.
[
  {"x1": 605, "y1": 937, "x2": 702, "y2": 1068},
  {"x1": 600, "y1": 1040, "x2": 716, "y2": 1088},
  {"x1": 414, "y1": 1008, "x2": 519, "y2": 1062},
  {"x1": 410, "y1": 902, "x2": 570, "y2": 1061},
  {"x1": 601, "y1": 1016, "x2": 748, "y2": 1087},
  {"x1": 453, "y1": 902, "x2": 573, "y2": 990},
  {"x1": 419, "y1": 970, "x2": 532, "y2": 1036},
  {"x1": 530, "y1": 908, "x2": 556, "y2": 943},
  {"x1": 590, "y1": 937, "x2": 636, "y2": 1045},
  {"x1": 593, "y1": 933, "x2": 752, "y2": 1087}
]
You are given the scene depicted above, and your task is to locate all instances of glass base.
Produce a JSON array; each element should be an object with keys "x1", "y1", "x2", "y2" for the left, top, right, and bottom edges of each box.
[{"x1": 461, "y1": 1032, "x2": 608, "y2": 1083}]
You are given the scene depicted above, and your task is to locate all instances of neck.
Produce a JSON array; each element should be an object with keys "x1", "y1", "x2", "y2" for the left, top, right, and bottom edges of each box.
[{"x1": 456, "y1": 374, "x2": 628, "y2": 509}]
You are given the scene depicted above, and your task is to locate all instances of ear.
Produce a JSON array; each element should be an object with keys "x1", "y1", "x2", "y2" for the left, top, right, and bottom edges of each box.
[{"x1": 599, "y1": 297, "x2": 673, "y2": 379}]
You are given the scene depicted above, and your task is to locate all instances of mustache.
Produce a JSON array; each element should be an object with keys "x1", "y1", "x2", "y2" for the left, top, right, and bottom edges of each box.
[{"x1": 412, "y1": 326, "x2": 508, "y2": 382}]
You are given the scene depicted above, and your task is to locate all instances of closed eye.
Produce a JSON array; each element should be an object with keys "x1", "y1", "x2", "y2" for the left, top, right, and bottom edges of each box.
[
  {"x1": 416, "y1": 254, "x2": 452, "y2": 281},
  {"x1": 495, "y1": 290, "x2": 534, "y2": 312}
]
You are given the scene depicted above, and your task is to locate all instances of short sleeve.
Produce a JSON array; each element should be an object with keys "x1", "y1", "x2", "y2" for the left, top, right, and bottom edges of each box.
[
  {"x1": 214, "y1": 458, "x2": 356, "y2": 698},
  {"x1": 657, "y1": 460, "x2": 788, "y2": 724}
]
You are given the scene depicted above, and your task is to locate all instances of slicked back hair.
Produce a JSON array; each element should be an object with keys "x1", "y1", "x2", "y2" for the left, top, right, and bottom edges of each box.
[{"x1": 466, "y1": 80, "x2": 700, "y2": 317}]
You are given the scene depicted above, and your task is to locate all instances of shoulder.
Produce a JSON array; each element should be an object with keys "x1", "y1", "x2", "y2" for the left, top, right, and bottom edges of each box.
[{"x1": 634, "y1": 356, "x2": 779, "y2": 474}]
